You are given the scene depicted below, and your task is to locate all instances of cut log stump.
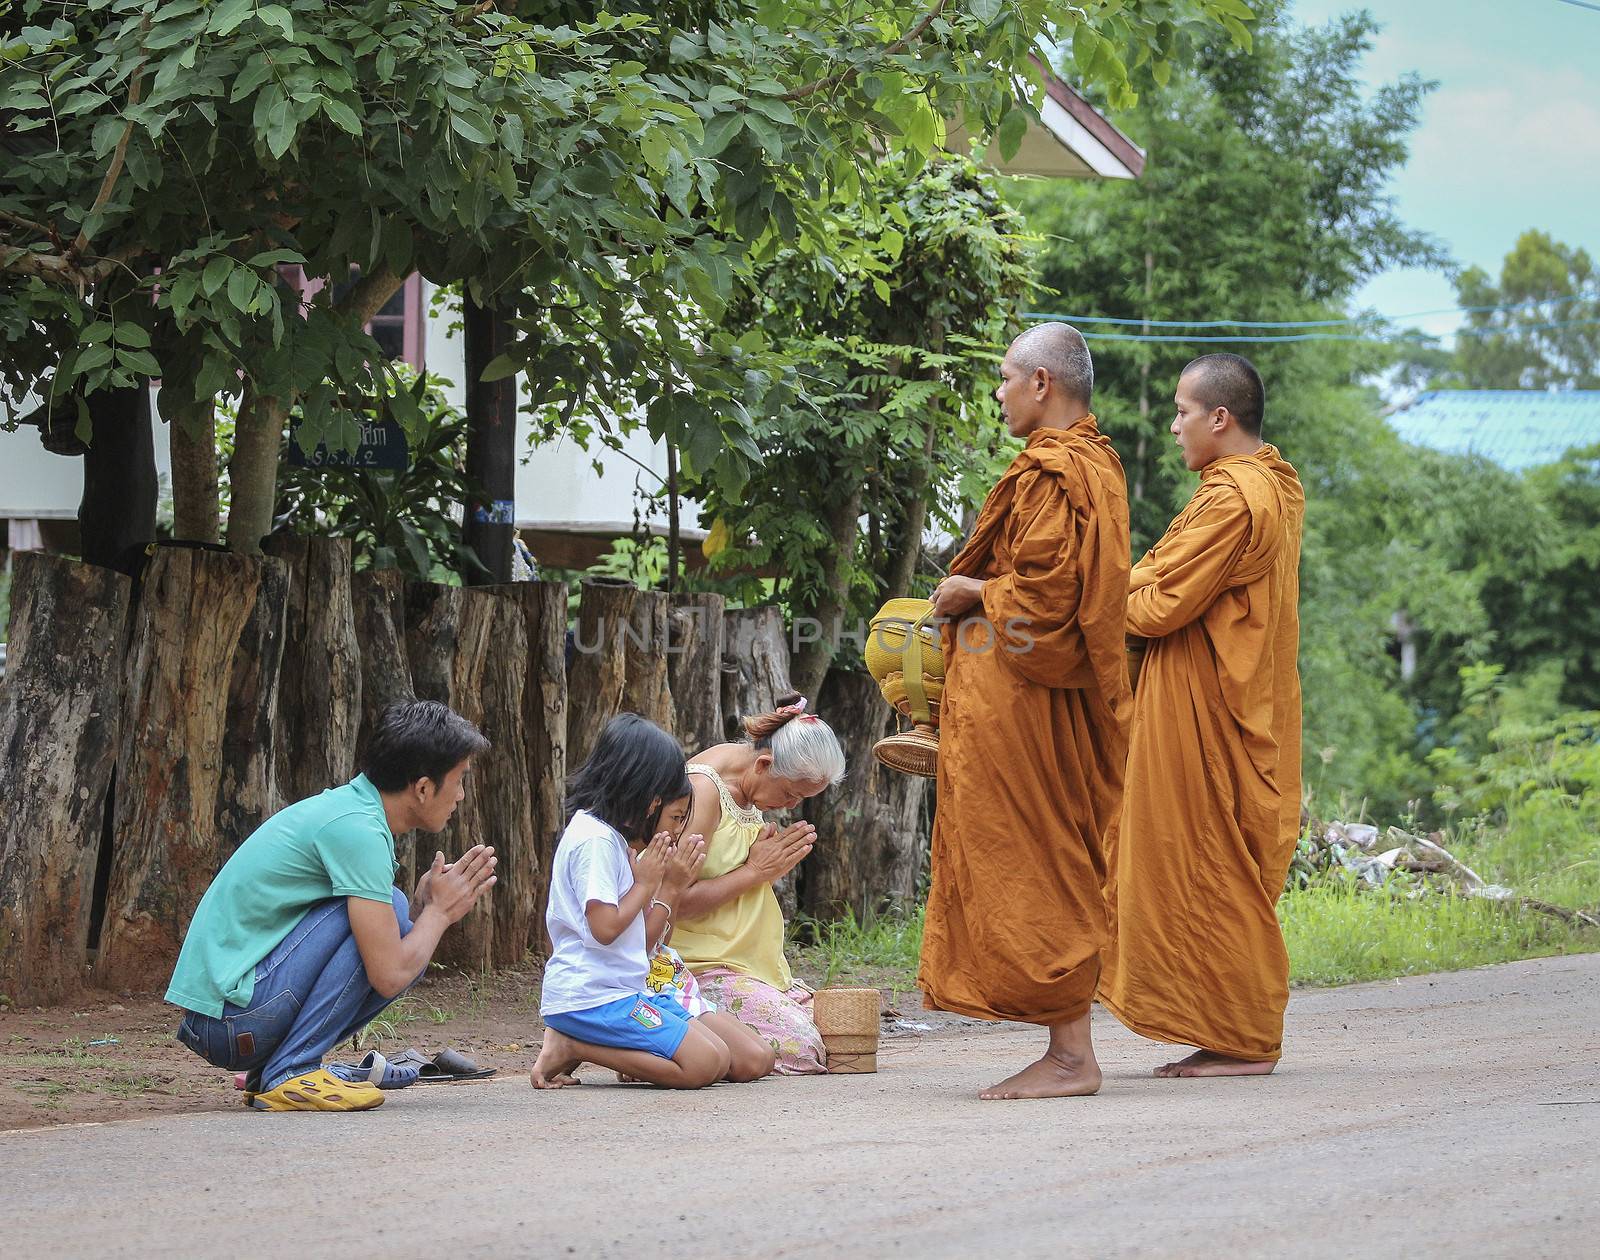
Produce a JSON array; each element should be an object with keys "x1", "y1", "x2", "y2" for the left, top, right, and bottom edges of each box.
[
  {"x1": 0, "y1": 555, "x2": 131, "y2": 1004},
  {"x1": 485, "y1": 581, "x2": 568, "y2": 962},
  {"x1": 98, "y1": 547, "x2": 289, "y2": 991},
  {"x1": 721, "y1": 605, "x2": 794, "y2": 742},
  {"x1": 567, "y1": 578, "x2": 671, "y2": 765},
  {"x1": 668, "y1": 592, "x2": 725, "y2": 755},
  {"x1": 263, "y1": 535, "x2": 362, "y2": 808},
  {"x1": 798, "y1": 668, "x2": 929, "y2": 923}
]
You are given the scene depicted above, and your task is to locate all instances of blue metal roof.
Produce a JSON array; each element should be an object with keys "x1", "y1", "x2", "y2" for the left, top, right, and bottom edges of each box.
[{"x1": 1388, "y1": 390, "x2": 1600, "y2": 472}]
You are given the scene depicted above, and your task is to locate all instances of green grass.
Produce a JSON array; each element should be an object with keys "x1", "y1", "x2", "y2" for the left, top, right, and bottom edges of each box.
[
  {"x1": 351, "y1": 995, "x2": 451, "y2": 1048},
  {"x1": 780, "y1": 869, "x2": 1598, "y2": 996},
  {"x1": 1280, "y1": 881, "x2": 1597, "y2": 987},
  {"x1": 790, "y1": 906, "x2": 925, "y2": 997}
]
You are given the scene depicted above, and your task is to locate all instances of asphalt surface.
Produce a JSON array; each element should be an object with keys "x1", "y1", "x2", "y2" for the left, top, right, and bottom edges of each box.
[{"x1": 5, "y1": 952, "x2": 1597, "y2": 1259}]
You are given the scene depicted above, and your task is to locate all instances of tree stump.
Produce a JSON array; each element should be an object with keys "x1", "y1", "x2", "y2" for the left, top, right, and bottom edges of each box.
[
  {"x1": 668, "y1": 592, "x2": 725, "y2": 754},
  {"x1": 476, "y1": 582, "x2": 566, "y2": 965},
  {"x1": 0, "y1": 555, "x2": 131, "y2": 1004},
  {"x1": 351, "y1": 569, "x2": 415, "y2": 763},
  {"x1": 719, "y1": 605, "x2": 801, "y2": 915},
  {"x1": 567, "y1": 578, "x2": 672, "y2": 765},
  {"x1": 720, "y1": 605, "x2": 794, "y2": 741},
  {"x1": 263, "y1": 535, "x2": 362, "y2": 808},
  {"x1": 405, "y1": 581, "x2": 505, "y2": 971},
  {"x1": 98, "y1": 547, "x2": 289, "y2": 991},
  {"x1": 798, "y1": 668, "x2": 929, "y2": 922},
  {"x1": 486, "y1": 581, "x2": 568, "y2": 961}
]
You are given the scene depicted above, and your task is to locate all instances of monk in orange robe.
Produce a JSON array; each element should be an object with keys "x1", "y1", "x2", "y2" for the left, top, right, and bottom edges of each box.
[
  {"x1": 921, "y1": 322, "x2": 1131, "y2": 1100},
  {"x1": 1099, "y1": 353, "x2": 1305, "y2": 1077}
]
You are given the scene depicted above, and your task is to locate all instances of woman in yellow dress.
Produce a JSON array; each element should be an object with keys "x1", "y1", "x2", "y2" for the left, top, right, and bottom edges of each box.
[{"x1": 670, "y1": 691, "x2": 846, "y2": 1074}]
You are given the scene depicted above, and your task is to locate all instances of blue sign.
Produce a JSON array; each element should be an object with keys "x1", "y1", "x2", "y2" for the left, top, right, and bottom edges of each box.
[{"x1": 287, "y1": 417, "x2": 409, "y2": 471}]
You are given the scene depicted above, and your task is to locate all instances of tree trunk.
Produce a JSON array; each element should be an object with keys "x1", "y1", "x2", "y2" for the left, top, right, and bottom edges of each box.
[
  {"x1": 404, "y1": 581, "x2": 500, "y2": 970},
  {"x1": 79, "y1": 383, "x2": 157, "y2": 575},
  {"x1": 226, "y1": 388, "x2": 287, "y2": 555},
  {"x1": 668, "y1": 592, "x2": 725, "y2": 755},
  {"x1": 167, "y1": 393, "x2": 220, "y2": 544},
  {"x1": 263, "y1": 535, "x2": 362, "y2": 808},
  {"x1": 720, "y1": 606, "x2": 794, "y2": 742},
  {"x1": 792, "y1": 481, "x2": 862, "y2": 704},
  {"x1": 470, "y1": 595, "x2": 535, "y2": 965},
  {"x1": 798, "y1": 668, "x2": 929, "y2": 922},
  {"x1": 566, "y1": 578, "x2": 672, "y2": 766},
  {"x1": 351, "y1": 570, "x2": 415, "y2": 757},
  {"x1": 350, "y1": 569, "x2": 416, "y2": 878},
  {"x1": 721, "y1": 605, "x2": 797, "y2": 914},
  {"x1": 488, "y1": 581, "x2": 568, "y2": 960},
  {"x1": 98, "y1": 547, "x2": 289, "y2": 991},
  {"x1": 0, "y1": 555, "x2": 131, "y2": 1004},
  {"x1": 463, "y1": 298, "x2": 517, "y2": 585}
]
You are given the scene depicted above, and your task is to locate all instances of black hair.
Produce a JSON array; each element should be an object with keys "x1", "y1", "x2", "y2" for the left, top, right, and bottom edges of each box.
[
  {"x1": 1182, "y1": 353, "x2": 1265, "y2": 436},
  {"x1": 360, "y1": 699, "x2": 490, "y2": 792},
  {"x1": 565, "y1": 713, "x2": 692, "y2": 844}
]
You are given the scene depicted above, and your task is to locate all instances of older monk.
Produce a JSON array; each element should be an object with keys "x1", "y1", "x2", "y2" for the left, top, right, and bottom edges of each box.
[
  {"x1": 1099, "y1": 353, "x2": 1305, "y2": 1077},
  {"x1": 921, "y1": 322, "x2": 1131, "y2": 1100}
]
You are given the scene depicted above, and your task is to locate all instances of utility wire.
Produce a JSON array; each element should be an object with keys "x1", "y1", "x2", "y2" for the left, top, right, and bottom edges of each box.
[
  {"x1": 1071, "y1": 317, "x2": 1600, "y2": 345},
  {"x1": 1022, "y1": 294, "x2": 1589, "y2": 330},
  {"x1": 1554, "y1": 0, "x2": 1600, "y2": 14}
]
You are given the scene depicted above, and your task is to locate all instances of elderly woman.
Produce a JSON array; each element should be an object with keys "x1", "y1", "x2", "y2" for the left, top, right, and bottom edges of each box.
[{"x1": 671, "y1": 692, "x2": 847, "y2": 1075}]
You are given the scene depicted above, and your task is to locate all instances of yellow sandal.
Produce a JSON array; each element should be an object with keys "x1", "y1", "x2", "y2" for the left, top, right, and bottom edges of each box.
[{"x1": 249, "y1": 1068, "x2": 384, "y2": 1112}]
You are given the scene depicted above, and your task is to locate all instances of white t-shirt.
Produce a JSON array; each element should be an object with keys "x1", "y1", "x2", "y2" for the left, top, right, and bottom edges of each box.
[{"x1": 540, "y1": 810, "x2": 649, "y2": 1017}]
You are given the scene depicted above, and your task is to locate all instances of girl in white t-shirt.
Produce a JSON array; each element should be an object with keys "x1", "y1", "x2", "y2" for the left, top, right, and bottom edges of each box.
[{"x1": 534, "y1": 714, "x2": 777, "y2": 1089}]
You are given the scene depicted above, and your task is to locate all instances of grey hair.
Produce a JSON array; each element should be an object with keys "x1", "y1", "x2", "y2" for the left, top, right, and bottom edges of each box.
[
  {"x1": 1009, "y1": 321, "x2": 1093, "y2": 406},
  {"x1": 743, "y1": 694, "x2": 847, "y2": 787}
]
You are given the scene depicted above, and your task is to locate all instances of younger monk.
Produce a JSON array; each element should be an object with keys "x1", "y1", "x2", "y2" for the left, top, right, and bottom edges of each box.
[
  {"x1": 921, "y1": 322, "x2": 1131, "y2": 1100},
  {"x1": 1099, "y1": 353, "x2": 1305, "y2": 1077}
]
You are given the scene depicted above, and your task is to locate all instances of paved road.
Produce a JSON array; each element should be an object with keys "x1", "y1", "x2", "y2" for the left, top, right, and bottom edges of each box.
[{"x1": 5, "y1": 954, "x2": 1597, "y2": 1259}]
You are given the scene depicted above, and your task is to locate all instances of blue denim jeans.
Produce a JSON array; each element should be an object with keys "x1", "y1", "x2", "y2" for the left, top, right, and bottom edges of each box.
[{"x1": 175, "y1": 887, "x2": 413, "y2": 1093}]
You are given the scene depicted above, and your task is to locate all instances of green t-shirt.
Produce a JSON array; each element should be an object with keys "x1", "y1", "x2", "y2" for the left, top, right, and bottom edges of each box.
[{"x1": 165, "y1": 775, "x2": 399, "y2": 1018}]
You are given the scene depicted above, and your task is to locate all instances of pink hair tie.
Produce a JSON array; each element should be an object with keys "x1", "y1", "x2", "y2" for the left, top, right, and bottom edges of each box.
[{"x1": 778, "y1": 697, "x2": 808, "y2": 716}]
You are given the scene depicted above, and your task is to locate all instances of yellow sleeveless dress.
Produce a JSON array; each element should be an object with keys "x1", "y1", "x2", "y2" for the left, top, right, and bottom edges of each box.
[{"x1": 670, "y1": 764, "x2": 794, "y2": 991}]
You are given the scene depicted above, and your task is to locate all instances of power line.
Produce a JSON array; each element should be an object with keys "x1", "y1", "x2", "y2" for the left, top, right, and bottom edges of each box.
[
  {"x1": 1554, "y1": 0, "x2": 1600, "y2": 14},
  {"x1": 1021, "y1": 294, "x2": 1588, "y2": 330},
  {"x1": 1070, "y1": 317, "x2": 1600, "y2": 345}
]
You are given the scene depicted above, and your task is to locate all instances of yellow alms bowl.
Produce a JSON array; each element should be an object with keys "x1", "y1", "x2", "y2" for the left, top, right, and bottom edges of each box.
[
  {"x1": 879, "y1": 670, "x2": 943, "y2": 717},
  {"x1": 865, "y1": 597, "x2": 945, "y2": 683}
]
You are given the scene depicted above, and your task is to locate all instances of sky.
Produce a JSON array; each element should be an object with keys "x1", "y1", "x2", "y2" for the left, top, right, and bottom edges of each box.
[{"x1": 1289, "y1": 0, "x2": 1600, "y2": 339}]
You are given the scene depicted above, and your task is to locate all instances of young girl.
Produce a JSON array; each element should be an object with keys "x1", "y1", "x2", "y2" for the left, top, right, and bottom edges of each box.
[{"x1": 533, "y1": 713, "x2": 776, "y2": 1090}]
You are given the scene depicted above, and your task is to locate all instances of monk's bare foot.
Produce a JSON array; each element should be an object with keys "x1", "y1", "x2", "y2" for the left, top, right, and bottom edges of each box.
[
  {"x1": 530, "y1": 1031, "x2": 584, "y2": 1088},
  {"x1": 1153, "y1": 1049, "x2": 1276, "y2": 1078},
  {"x1": 979, "y1": 1051, "x2": 1102, "y2": 1101}
]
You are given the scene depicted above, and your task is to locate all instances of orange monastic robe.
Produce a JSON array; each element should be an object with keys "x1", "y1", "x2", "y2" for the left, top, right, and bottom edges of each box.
[
  {"x1": 1099, "y1": 444, "x2": 1305, "y2": 1061},
  {"x1": 919, "y1": 418, "x2": 1132, "y2": 1025}
]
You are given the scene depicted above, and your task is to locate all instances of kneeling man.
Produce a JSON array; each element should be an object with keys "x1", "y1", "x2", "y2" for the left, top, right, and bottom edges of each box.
[{"x1": 166, "y1": 700, "x2": 498, "y2": 1111}]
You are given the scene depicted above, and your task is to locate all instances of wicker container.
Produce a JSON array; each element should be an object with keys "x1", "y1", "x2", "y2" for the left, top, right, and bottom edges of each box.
[{"x1": 814, "y1": 987, "x2": 881, "y2": 1074}]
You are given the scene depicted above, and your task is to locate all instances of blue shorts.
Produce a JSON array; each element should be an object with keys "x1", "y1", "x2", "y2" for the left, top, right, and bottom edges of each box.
[{"x1": 544, "y1": 993, "x2": 693, "y2": 1058}]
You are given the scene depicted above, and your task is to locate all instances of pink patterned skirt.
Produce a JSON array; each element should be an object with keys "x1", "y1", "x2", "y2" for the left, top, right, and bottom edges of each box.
[{"x1": 692, "y1": 968, "x2": 827, "y2": 1075}]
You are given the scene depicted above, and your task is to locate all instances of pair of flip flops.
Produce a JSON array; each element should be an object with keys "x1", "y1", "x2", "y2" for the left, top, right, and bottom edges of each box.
[{"x1": 326, "y1": 1047, "x2": 496, "y2": 1088}]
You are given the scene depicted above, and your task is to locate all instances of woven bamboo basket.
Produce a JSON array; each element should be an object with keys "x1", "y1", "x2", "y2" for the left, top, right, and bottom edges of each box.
[{"x1": 814, "y1": 987, "x2": 881, "y2": 1074}]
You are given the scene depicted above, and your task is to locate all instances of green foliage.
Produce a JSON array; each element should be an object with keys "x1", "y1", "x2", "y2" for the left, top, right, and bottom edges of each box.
[
  {"x1": 683, "y1": 154, "x2": 1036, "y2": 683},
  {"x1": 1, "y1": 0, "x2": 1252, "y2": 526},
  {"x1": 275, "y1": 371, "x2": 484, "y2": 582},
  {"x1": 1448, "y1": 231, "x2": 1600, "y2": 390},
  {"x1": 1013, "y1": 1, "x2": 1439, "y2": 549}
]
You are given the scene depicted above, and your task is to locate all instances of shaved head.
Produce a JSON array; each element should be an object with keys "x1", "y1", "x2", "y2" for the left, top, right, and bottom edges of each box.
[
  {"x1": 1009, "y1": 321, "x2": 1093, "y2": 408},
  {"x1": 1180, "y1": 354, "x2": 1264, "y2": 436}
]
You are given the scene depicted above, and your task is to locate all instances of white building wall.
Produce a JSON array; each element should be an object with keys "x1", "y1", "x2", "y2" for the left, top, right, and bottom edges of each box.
[{"x1": 2, "y1": 294, "x2": 694, "y2": 538}]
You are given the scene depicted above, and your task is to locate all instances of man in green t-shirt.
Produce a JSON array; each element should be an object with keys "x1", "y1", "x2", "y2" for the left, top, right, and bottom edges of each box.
[{"x1": 168, "y1": 700, "x2": 498, "y2": 1112}]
